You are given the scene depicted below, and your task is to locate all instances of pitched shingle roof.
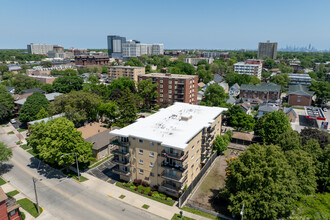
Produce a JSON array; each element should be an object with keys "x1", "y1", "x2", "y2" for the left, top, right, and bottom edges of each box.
[
  {"x1": 230, "y1": 83, "x2": 240, "y2": 90},
  {"x1": 288, "y1": 85, "x2": 314, "y2": 96},
  {"x1": 21, "y1": 88, "x2": 45, "y2": 94},
  {"x1": 284, "y1": 107, "x2": 297, "y2": 117},
  {"x1": 258, "y1": 103, "x2": 278, "y2": 113},
  {"x1": 240, "y1": 83, "x2": 281, "y2": 92},
  {"x1": 214, "y1": 74, "x2": 223, "y2": 83},
  {"x1": 85, "y1": 129, "x2": 118, "y2": 150}
]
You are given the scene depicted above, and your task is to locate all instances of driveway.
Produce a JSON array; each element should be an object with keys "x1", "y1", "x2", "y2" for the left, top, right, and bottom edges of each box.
[{"x1": 87, "y1": 159, "x2": 120, "y2": 184}]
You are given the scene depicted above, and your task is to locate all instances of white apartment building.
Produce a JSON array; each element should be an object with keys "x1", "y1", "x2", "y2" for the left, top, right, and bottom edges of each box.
[
  {"x1": 123, "y1": 41, "x2": 164, "y2": 58},
  {"x1": 27, "y1": 43, "x2": 55, "y2": 55},
  {"x1": 184, "y1": 58, "x2": 214, "y2": 66},
  {"x1": 234, "y1": 62, "x2": 262, "y2": 79},
  {"x1": 151, "y1": 44, "x2": 164, "y2": 55}
]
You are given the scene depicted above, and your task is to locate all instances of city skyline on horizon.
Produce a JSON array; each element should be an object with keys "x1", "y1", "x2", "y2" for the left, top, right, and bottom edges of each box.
[{"x1": 1, "y1": 0, "x2": 330, "y2": 50}]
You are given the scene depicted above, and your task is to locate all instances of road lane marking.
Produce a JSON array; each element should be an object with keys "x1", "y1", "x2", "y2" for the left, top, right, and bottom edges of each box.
[{"x1": 11, "y1": 158, "x2": 116, "y2": 220}]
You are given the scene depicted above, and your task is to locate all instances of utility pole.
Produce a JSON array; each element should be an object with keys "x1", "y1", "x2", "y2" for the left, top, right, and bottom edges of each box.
[
  {"x1": 75, "y1": 153, "x2": 80, "y2": 181},
  {"x1": 32, "y1": 177, "x2": 40, "y2": 215},
  {"x1": 240, "y1": 203, "x2": 245, "y2": 220}
]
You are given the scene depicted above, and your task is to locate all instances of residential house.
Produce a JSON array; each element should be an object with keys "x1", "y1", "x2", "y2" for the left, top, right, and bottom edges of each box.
[
  {"x1": 284, "y1": 107, "x2": 297, "y2": 122},
  {"x1": 213, "y1": 74, "x2": 224, "y2": 83},
  {"x1": 6, "y1": 87, "x2": 15, "y2": 95},
  {"x1": 257, "y1": 103, "x2": 279, "y2": 118},
  {"x1": 229, "y1": 83, "x2": 240, "y2": 97},
  {"x1": 288, "y1": 85, "x2": 314, "y2": 106},
  {"x1": 0, "y1": 186, "x2": 21, "y2": 220}
]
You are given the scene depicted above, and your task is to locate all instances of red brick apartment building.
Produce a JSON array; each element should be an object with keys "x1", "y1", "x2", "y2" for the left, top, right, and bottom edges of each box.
[
  {"x1": 75, "y1": 54, "x2": 109, "y2": 66},
  {"x1": 239, "y1": 83, "x2": 281, "y2": 101},
  {"x1": 0, "y1": 187, "x2": 21, "y2": 220},
  {"x1": 138, "y1": 73, "x2": 198, "y2": 106}
]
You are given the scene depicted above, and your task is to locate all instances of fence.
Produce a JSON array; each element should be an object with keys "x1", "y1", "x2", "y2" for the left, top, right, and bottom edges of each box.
[{"x1": 178, "y1": 152, "x2": 218, "y2": 207}]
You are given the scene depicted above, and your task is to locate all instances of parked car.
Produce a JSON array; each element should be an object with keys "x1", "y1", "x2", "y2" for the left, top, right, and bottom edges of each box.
[
  {"x1": 323, "y1": 108, "x2": 328, "y2": 112},
  {"x1": 10, "y1": 119, "x2": 17, "y2": 124}
]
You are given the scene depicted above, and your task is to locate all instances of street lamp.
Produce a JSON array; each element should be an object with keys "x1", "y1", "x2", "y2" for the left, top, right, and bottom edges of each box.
[{"x1": 61, "y1": 152, "x2": 80, "y2": 181}]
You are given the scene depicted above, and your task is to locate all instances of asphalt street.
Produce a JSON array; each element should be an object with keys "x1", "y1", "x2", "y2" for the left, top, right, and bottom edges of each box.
[{"x1": 0, "y1": 126, "x2": 162, "y2": 220}]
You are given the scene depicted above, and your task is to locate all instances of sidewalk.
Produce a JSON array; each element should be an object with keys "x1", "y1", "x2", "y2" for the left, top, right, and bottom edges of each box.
[
  {"x1": 82, "y1": 173, "x2": 210, "y2": 220},
  {"x1": 1, "y1": 179, "x2": 58, "y2": 220}
]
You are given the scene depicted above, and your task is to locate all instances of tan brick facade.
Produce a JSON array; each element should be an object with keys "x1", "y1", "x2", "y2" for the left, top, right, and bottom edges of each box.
[{"x1": 108, "y1": 66, "x2": 145, "y2": 82}]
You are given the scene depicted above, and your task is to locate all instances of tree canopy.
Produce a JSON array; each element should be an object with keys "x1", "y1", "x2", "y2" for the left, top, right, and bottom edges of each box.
[
  {"x1": 226, "y1": 105, "x2": 255, "y2": 131},
  {"x1": 116, "y1": 88, "x2": 137, "y2": 127},
  {"x1": 255, "y1": 111, "x2": 291, "y2": 144},
  {"x1": 0, "y1": 142, "x2": 12, "y2": 163},
  {"x1": 309, "y1": 80, "x2": 330, "y2": 105},
  {"x1": 200, "y1": 83, "x2": 229, "y2": 107},
  {"x1": 27, "y1": 117, "x2": 92, "y2": 167},
  {"x1": 0, "y1": 84, "x2": 14, "y2": 122},
  {"x1": 223, "y1": 144, "x2": 300, "y2": 220},
  {"x1": 2, "y1": 74, "x2": 41, "y2": 94},
  {"x1": 49, "y1": 91, "x2": 101, "y2": 127},
  {"x1": 271, "y1": 73, "x2": 290, "y2": 90},
  {"x1": 225, "y1": 72, "x2": 260, "y2": 86},
  {"x1": 53, "y1": 76, "x2": 84, "y2": 93},
  {"x1": 19, "y1": 92, "x2": 49, "y2": 123},
  {"x1": 137, "y1": 79, "x2": 158, "y2": 109}
]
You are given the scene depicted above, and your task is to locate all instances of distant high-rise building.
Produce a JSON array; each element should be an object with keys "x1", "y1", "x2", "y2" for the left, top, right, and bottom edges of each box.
[
  {"x1": 107, "y1": 35, "x2": 126, "y2": 58},
  {"x1": 258, "y1": 40, "x2": 278, "y2": 59},
  {"x1": 122, "y1": 40, "x2": 141, "y2": 58},
  {"x1": 27, "y1": 43, "x2": 56, "y2": 55}
]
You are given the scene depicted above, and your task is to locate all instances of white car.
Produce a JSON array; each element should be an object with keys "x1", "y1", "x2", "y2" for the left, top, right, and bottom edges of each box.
[
  {"x1": 323, "y1": 108, "x2": 328, "y2": 112},
  {"x1": 10, "y1": 119, "x2": 17, "y2": 124}
]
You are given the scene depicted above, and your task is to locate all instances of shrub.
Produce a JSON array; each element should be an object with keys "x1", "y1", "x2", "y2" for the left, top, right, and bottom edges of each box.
[
  {"x1": 134, "y1": 188, "x2": 138, "y2": 191},
  {"x1": 151, "y1": 185, "x2": 159, "y2": 191},
  {"x1": 123, "y1": 182, "x2": 130, "y2": 187},
  {"x1": 130, "y1": 186, "x2": 136, "y2": 190},
  {"x1": 130, "y1": 182, "x2": 136, "y2": 187},
  {"x1": 141, "y1": 190, "x2": 144, "y2": 194},
  {"x1": 148, "y1": 191, "x2": 152, "y2": 196},
  {"x1": 167, "y1": 197, "x2": 172, "y2": 201},
  {"x1": 144, "y1": 187, "x2": 151, "y2": 194},
  {"x1": 133, "y1": 179, "x2": 142, "y2": 186},
  {"x1": 142, "y1": 181, "x2": 149, "y2": 187}
]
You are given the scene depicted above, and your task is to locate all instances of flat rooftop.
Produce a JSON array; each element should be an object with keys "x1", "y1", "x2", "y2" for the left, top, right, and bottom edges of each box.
[
  {"x1": 110, "y1": 66, "x2": 144, "y2": 69},
  {"x1": 140, "y1": 73, "x2": 196, "y2": 79},
  {"x1": 110, "y1": 102, "x2": 227, "y2": 150}
]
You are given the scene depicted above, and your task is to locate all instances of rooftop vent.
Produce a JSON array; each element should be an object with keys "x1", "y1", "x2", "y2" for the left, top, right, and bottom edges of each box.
[{"x1": 181, "y1": 115, "x2": 192, "y2": 121}]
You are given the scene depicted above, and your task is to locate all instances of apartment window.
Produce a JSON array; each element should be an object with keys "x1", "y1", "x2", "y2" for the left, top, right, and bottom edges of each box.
[
  {"x1": 196, "y1": 167, "x2": 198, "y2": 171},
  {"x1": 9, "y1": 210, "x2": 16, "y2": 216},
  {"x1": 197, "y1": 149, "x2": 199, "y2": 153},
  {"x1": 139, "y1": 169, "x2": 144, "y2": 174},
  {"x1": 139, "y1": 149, "x2": 143, "y2": 154},
  {"x1": 139, "y1": 139, "x2": 143, "y2": 143},
  {"x1": 191, "y1": 154, "x2": 195, "y2": 160},
  {"x1": 192, "y1": 145, "x2": 195, "y2": 150},
  {"x1": 132, "y1": 137, "x2": 136, "y2": 140},
  {"x1": 150, "y1": 172, "x2": 154, "y2": 177},
  {"x1": 149, "y1": 152, "x2": 155, "y2": 157},
  {"x1": 297, "y1": 99, "x2": 301, "y2": 102},
  {"x1": 139, "y1": 159, "x2": 144, "y2": 164},
  {"x1": 150, "y1": 162, "x2": 154, "y2": 167},
  {"x1": 196, "y1": 158, "x2": 199, "y2": 163},
  {"x1": 150, "y1": 142, "x2": 154, "y2": 146},
  {"x1": 191, "y1": 164, "x2": 194, "y2": 169}
]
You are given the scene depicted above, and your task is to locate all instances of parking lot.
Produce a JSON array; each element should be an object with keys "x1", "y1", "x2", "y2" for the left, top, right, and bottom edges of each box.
[{"x1": 87, "y1": 159, "x2": 119, "y2": 184}]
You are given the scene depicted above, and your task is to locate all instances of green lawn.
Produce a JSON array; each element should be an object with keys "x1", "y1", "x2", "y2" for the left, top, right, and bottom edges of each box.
[
  {"x1": 6, "y1": 190, "x2": 19, "y2": 197},
  {"x1": 89, "y1": 154, "x2": 113, "y2": 169},
  {"x1": 116, "y1": 182, "x2": 175, "y2": 206},
  {"x1": 17, "y1": 128, "x2": 28, "y2": 132},
  {"x1": 142, "y1": 204, "x2": 150, "y2": 209},
  {"x1": 62, "y1": 169, "x2": 88, "y2": 182},
  {"x1": 20, "y1": 144, "x2": 31, "y2": 150},
  {"x1": 171, "y1": 214, "x2": 195, "y2": 220},
  {"x1": 16, "y1": 198, "x2": 43, "y2": 218},
  {"x1": 119, "y1": 195, "x2": 126, "y2": 199},
  {"x1": 16, "y1": 141, "x2": 22, "y2": 145},
  {"x1": 7, "y1": 131, "x2": 15, "y2": 134},
  {"x1": 27, "y1": 149, "x2": 37, "y2": 157},
  {"x1": 20, "y1": 211, "x2": 26, "y2": 220},
  {"x1": 0, "y1": 177, "x2": 6, "y2": 185},
  {"x1": 181, "y1": 206, "x2": 221, "y2": 220}
]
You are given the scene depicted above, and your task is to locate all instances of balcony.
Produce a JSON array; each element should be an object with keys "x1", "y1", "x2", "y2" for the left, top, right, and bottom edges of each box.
[
  {"x1": 161, "y1": 150, "x2": 188, "y2": 161},
  {"x1": 160, "y1": 183, "x2": 181, "y2": 192},
  {"x1": 162, "y1": 171, "x2": 187, "y2": 182},
  {"x1": 112, "y1": 167, "x2": 130, "y2": 176},
  {"x1": 112, "y1": 139, "x2": 130, "y2": 147},
  {"x1": 161, "y1": 161, "x2": 187, "y2": 173},
  {"x1": 112, "y1": 147, "x2": 129, "y2": 157},
  {"x1": 112, "y1": 158, "x2": 130, "y2": 166}
]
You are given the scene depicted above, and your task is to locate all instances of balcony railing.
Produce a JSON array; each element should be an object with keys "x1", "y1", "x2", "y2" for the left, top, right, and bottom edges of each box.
[
  {"x1": 112, "y1": 148, "x2": 129, "y2": 157},
  {"x1": 161, "y1": 162, "x2": 187, "y2": 172},
  {"x1": 112, "y1": 158, "x2": 130, "y2": 166},
  {"x1": 161, "y1": 151, "x2": 188, "y2": 161},
  {"x1": 162, "y1": 171, "x2": 187, "y2": 182},
  {"x1": 111, "y1": 139, "x2": 130, "y2": 147},
  {"x1": 160, "y1": 183, "x2": 181, "y2": 192}
]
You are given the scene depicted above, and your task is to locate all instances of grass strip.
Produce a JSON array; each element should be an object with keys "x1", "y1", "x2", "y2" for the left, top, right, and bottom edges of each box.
[
  {"x1": 142, "y1": 204, "x2": 150, "y2": 209},
  {"x1": 17, "y1": 198, "x2": 43, "y2": 218},
  {"x1": 20, "y1": 144, "x2": 31, "y2": 150},
  {"x1": 119, "y1": 195, "x2": 125, "y2": 199},
  {"x1": 171, "y1": 214, "x2": 195, "y2": 220},
  {"x1": 6, "y1": 190, "x2": 19, "y2": 197},
  {"x1": 181, "y1": 206, "x2": 222, "y2": 220},
  {"x1": 0, "y1": 177, "x2": 6, "y2": 185}
]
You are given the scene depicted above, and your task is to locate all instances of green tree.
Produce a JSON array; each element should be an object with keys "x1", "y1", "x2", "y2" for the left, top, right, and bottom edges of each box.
[
  {"x1": 125, "y1": 57, "x2": 144, "y2": 67},
  {"x1": 40, "y1": 61, "x2": 52, "y2": 68},
  {"x1": 200, "y1": 83, "x2": 229, "y2": 107},
  {"x1": 276, "y1": 130, "x2": 302, "y2": 151},
  {"x1": 255, "y1": 111, "x2": 291, "y2": 144},
  {"x1": 223, "y1": 144, "x2": 299, "y2": 220},
  {"x1": 102, "y1": 66, "x2": 108, "y2": 74},
  {"x1": 0, "y1": 85, "x2": 14, "y2": 121},
  {"x1": 49, "y1": 91, "x2": 101, "y2": 126},
  {"x1": 116, "y1": 88, "x2": 137, "y2": 127},
  {"x1": 137, "y1": 79, "x2": 158, "y2": 109},
  {"x1": 36, "y1": 107, "x2": 48, "y2": 120},
  {"x1": 225, "y1": 72, "x2": 260, "y2": 86},
  {"x1": 0, "y1": 64, "x2": 9, "y2": 74},
  {"x1": 278, "y1": 62, "x2": 294, "y2": 73},
  {"x1": 19, "y1": 92, "x2": 49, "y2": 123},
  {"x1": 0, "y1": 142, "x2": 12, "y2": 163},
  {"x1": 107, "y1": 77, "x2": 136, "y2": 100},
  {"x1": 88, "y1": 75, "x2": 99, "y2": 84},
  {"x1": 309, "y1": 80, "x2": 330, "y2": 104},
  {"x1": 27, "y1": 117, "x2": 92, "y2": 167},
  {"x1": 53, "y1": 76, "x2": 84, "y2": 93},
  {"x1": 300, "y1": 127, "x2": 329, "y2": 149},
  {"x1": 264, "y1": 59, "x2": 275, "y2": 69},
  {"x1": 2, "y1": 74, "x2": 41, "y2": 94},
  {"x1": 226, "y1": 105, "x2": 255, "y2": 131},
  {"x1": 271, "y1": 73, "x2": 290, "y2": 90},
  {"x1": 213, "y1": 132, "x2": 232, "y2": 153},
  {"x1": 98, "y1": 101, "x2": 118, "y2": 123},
  {"x1": 41, "y1": 84, "x2": 54, "y2": 93},
  {"x1": 145, "y1": 64, "x2": 151, "y2": 73}
]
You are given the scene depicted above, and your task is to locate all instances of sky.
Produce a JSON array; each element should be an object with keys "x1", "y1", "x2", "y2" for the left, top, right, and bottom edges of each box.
[{"x1": 0, "y1": 0, "x2": 330, "y2": 50}]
